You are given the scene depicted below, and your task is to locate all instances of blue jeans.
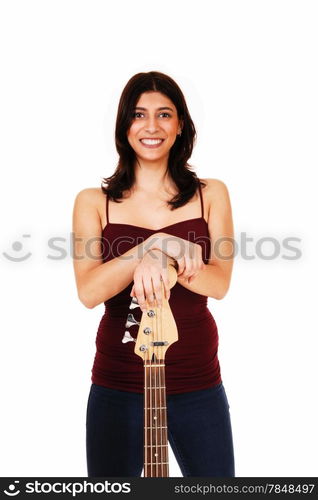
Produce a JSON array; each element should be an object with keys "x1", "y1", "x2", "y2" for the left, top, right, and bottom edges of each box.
[{"x1": 86, "y1": 382, "x2": 235, "y2": 477}]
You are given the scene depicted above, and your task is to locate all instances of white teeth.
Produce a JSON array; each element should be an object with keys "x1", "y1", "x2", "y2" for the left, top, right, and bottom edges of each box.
[{"x1": 140, "y1": 139, "x2": 163, "y2": 145}]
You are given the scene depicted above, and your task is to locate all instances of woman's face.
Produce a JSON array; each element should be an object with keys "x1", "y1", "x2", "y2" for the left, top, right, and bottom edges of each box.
[{"x1": 127, "y1": 91, "x2": 182, "y2": 164}]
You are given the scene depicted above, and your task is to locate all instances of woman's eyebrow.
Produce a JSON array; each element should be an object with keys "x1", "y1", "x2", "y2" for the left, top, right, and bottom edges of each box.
[{"x1": 134, "y1": 106, "x2": 174, "y2": 112}]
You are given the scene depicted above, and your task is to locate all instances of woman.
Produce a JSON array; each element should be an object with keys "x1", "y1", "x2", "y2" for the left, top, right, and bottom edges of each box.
[{"x1": 72, "y1": 71, "x2": 235, "y2": 477}]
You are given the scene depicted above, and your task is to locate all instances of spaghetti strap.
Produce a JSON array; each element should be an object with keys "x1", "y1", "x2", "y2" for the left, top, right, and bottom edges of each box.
[
  {"x1": 198, "y1": 180, "x2": 204, "y2": 219},
  {"x1": 106, "y1": 194, "x2": 109, "y2": 224}
]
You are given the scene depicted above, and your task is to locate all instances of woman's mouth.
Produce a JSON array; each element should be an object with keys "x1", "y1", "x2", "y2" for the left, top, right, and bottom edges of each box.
[{"x1": 139, "y1": 138, "x2": 165, "y2": 149}]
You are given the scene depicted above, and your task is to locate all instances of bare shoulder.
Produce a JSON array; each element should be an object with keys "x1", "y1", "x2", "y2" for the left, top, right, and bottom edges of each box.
[
  {"x1": 74, "y1": 187, "x2": 104, "y2": 205},
  {"x1": 73, "y1": 187, "x2": 105, "y2": 233},
  {"x1": 201, "y1": 177, "x2": 230, "y2": 194},
  {"x1": 201, "y1": 178, "x2": 231, "y2": 213}
]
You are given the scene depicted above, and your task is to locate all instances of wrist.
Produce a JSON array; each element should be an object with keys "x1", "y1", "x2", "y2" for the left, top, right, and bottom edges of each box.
[
  {"x1": 146, "y1": 233, "x2": 177, "y2": 267},
  {"x1": 146, "y1": 232, "x2": 164, "y2": 252},
  {"x1": 142, "y1": 247, "x2": 162, "y2": 262}
]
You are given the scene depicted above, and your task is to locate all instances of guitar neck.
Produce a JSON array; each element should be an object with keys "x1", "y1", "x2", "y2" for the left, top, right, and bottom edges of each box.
[
  {"x1": 143, "y1": 360, "x2": 169, "y2": 477},
  {"x1": 129, "y1": 263, "x2": 178, "y2": 478}
]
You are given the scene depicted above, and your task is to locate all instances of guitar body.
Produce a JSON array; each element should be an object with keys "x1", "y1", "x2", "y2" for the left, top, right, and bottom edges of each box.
[{"x1": 124, "y1": 264, "x2": 178, "y2": 477}]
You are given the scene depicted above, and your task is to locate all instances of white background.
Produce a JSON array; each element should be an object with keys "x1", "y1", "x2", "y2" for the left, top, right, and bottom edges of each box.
[{"x1": 0, "y1": 0, "x2": 317, "y2": 478}]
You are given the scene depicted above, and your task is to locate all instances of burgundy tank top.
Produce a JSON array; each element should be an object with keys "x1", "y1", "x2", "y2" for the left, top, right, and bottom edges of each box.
[{"x1": 91, "y1": 182, "x2": 222, "y2": 395}]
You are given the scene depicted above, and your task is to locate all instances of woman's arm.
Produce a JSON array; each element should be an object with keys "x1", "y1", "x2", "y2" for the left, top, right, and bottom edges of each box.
[
  {"x1": 149, "y1": 179, "x2": 234, "y2": 300},
  {"x1": 177, "y1": 179, "x2": 234, "y2": 299},
  {"x1": 72, "y1": 189, "x2": 163, "y2": 309}
]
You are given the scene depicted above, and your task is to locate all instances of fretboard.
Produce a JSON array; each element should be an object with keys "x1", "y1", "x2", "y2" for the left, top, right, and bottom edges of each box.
[{"x1": 143, "y1": 361, "x2": 169, "y2": 477}]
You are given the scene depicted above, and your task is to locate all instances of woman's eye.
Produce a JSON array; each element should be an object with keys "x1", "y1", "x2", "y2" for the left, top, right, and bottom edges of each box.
[{"x1": 132, "y1": 112, "x2": 171, "y2": 118}]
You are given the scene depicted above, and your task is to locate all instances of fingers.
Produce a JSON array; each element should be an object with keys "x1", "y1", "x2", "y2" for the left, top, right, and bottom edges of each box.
[
  {"x1": 132, "y1": 272, "x2": 166, "y2": 313},
  {"x1": 144, "y1": 275, "x2": 161, "y2": 309},
  {"x1": 133, "y1": 280, "x2": 147, "y2": 312},
  {"x1": 161, "y1": 272, "x2": 171, "y2": 301},
  {"x1": 177, "y1": 251, "x2": 205, "y2": 283},
  {"x1": 152, "y1": 278, "x2": 163, "y2": 308},
  {"x1": 188, "y1": 259, "x2": 206, "y2": 283},
  {"x1": 176, "y1": 256, "x2": 186, "y2": 276},
  {"x1": 130, "y1": 244, "x2": 206, "y2": 316}
]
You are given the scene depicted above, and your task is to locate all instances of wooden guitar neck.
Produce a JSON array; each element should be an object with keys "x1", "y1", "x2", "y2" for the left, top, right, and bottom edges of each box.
[
  {"x1": 144, "y1": 361, "x2": 168, "y2": 477},
  {"x1": 127, "y1": 263, "x2": 178, "y2": 477}
]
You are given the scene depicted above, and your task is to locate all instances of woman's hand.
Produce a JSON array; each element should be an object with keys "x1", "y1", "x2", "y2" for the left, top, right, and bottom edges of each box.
[
  {"x1": 130, "y1": 248, "x2": 173, "y2": 312},
  {"x1": 147, "y1": 232, "x2": 206, "y2": 284}
]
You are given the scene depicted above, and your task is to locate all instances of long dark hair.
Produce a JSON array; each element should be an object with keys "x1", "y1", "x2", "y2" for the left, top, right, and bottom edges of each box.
[{"x1": 101, "y1": 71, "x2": 206, "y2": 209}]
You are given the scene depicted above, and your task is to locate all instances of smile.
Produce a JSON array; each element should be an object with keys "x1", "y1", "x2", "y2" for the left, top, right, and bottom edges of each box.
[{"x1": 140, "y1": 139, "x2": 164, "y2": 148}]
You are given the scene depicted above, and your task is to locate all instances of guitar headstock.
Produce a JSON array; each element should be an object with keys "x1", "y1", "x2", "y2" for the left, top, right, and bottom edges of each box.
[{"x1": 123, "y1": 263, "x2": 179, "y2": 363}]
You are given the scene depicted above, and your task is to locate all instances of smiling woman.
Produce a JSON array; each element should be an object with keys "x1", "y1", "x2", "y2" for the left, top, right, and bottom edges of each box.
[
  {"x1": 72, "y1": 70, "x2": 235, "y2": 478},
  {"x1": 128, "y1": 97, "x2": 181, "y2": 154}
]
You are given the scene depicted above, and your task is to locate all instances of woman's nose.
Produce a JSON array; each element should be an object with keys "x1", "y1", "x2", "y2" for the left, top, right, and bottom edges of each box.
[{"x1": 145, "y1": 116, "x2": 159, "y2": 132}]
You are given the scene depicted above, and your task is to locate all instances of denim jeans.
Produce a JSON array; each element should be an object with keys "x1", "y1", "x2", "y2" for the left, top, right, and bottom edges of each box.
[{"x1": 86, "y1": 381, "x2": 235, "y2": 477}]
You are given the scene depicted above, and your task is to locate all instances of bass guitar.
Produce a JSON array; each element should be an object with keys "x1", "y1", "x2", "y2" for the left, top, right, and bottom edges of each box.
[{"x1": 123, "y1": 262, "x2": 178, "y2": 477}]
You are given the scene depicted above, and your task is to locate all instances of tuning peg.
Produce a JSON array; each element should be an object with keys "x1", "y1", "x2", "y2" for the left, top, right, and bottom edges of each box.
[
  {"x1": 122, "y1": 331, "x2": 136, "y2": 343},
  {"x1": 129, "y1": 296, "x2": 140, "y2": 310},
  {"x1": 125, "y1": 313, "x2": 140, "y2": 328}
]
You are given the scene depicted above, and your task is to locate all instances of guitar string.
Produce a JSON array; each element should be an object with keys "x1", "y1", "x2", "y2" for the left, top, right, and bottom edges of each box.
[
  {"x1": 153, "y1": 283, "x2": 160, "y2": 476},
  {"x1": 154, "y1": 286, "x2": 159, "y2": 476},
  {"x1": 158, "y1": 289, "x2": 162, "y2": 477},
  {"x1": 150, "y1": 292, "x2": 156, "y2": 477},
  {"x1": 155, "y1": 294, "x2": 158, "y2": 477},
  {"x1": 145, "y1": 290, "x2": 151, "y2": 477},
  {"x1": 158, "y1": 281, "x2": 168, "y2": 477},
  {"x1": 158, "y1": 279, "x2": 165, "y2": 476},
  {"x1": 145, "y1": 280, "x2": 168, "y2": 476},
  {"x1": 158, "y1": 280, "x2": 164, "y2": 476},
  {"x1": 144, "y1": 302, "x2": 148, "y2": 478},
  {"x1": 160, "y1": 282, "x2": 168, "y2": 476},
  {"x1": 160, "y1": 282, "x2": 164, "y2": 476},
  {"x1": 150, "y1": 298, "x2": 153, "y2": 478},
  {"x1": 163, "y1": 282, "x2": 168, "y2": 476},
  {"x1": 145, "y1": 333, "x2": 148, "y2": 478},
  {"x1": 164, "y1": 280, "x2": 168, "y2": 476},
  {"x1": 161, "y1": 281, "x2": 166, "y2": 475},
  {"x1": 159, "y1": 284, "x2": 164, "y2": 476}
]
